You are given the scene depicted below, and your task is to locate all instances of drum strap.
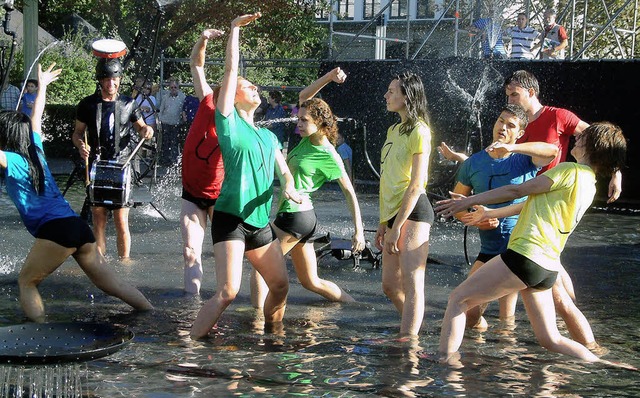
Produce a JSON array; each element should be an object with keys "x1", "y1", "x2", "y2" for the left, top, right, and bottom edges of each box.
[{"x1": 94, "y1": 95, "x2": 123, "y2": 158}]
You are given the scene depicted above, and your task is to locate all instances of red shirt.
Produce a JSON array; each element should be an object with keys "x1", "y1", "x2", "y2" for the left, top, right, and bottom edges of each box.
[
  {"x1": 181, "y1": 93, "x2": 224, "y2": 199},
  {"x1": 517, "y1": 106, "x2": 581, "y2": 173}
]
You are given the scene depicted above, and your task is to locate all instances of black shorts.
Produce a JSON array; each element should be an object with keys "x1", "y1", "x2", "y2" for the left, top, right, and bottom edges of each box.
[
  {"x1": 182, "y1": 188, "x2": 217, "y2": 210},
  {"x1": 211, "y1": 211, "x2": 275, "y2": 251},
  {"x1": 35, "y1": 217, "x2": 96, "y2": 249},
  {"x1": 273, "y1": 210, "x2": 317, "y2": 243},
  {"x1": 387, "y1": 193, "x2": 434, "y2": 228},
  {"x1": 501, "y1": 249, "x2": 558, "y2": 291},
  {"x1": 475, "y1": 252, "x2": 497, "y2": 264}
]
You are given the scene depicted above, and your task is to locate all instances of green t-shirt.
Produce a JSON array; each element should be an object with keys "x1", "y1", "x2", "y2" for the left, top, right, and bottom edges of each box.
[
  {"x1": 278, "y1": 136, "x2": 345, "y2": 213},
  {"x1": 214, "y1": 108, "x2": 280, "y2": 228}
]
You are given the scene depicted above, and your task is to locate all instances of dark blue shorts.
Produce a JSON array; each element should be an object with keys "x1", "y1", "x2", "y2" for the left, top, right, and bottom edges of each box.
[
  {"x1": 182, "y1": 188, "x2": 217, "y2": 210},
  {"x1": 273, "y1": 210, "x2": 317, "y2": 243},
  {"x1": 211, "y1": 211, "x2": 275, "y2": 251},
  {"x1": 387, "y1": 193, "x2": 434, "y2": 228},
  {"x1": 35, "y1": 217, "x2": 96, "y2": 249},
  {"x1": 501, "y1": 249, "x2": 558, "y2": 291}
]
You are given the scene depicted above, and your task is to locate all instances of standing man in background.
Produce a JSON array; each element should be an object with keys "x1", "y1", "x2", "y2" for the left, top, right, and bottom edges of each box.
[{"x1": 159, "y1": 77, "x2": 185, "y2": 165}]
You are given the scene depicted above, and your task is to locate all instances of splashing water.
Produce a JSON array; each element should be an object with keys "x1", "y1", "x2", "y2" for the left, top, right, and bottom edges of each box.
[
  {"x1": 0, "y1": 364, "x2": 87, "y2": 398},
  {"x1": 257, "y1": 117, "x2": 298, "y2": 128},
  {"x1": 485, "y1": 0, "x2": 511, "y2": 53},
  {"x1": 16, "y1": 41, "x2": 62, "y2": 111}
]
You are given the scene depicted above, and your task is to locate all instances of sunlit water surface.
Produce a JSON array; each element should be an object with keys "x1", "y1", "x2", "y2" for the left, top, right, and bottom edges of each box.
[{"x1": 0, "y1": 173, "x2": 638, "y2": 397}]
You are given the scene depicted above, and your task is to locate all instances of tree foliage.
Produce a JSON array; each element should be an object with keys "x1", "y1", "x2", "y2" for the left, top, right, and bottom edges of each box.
[{"x1": 10, "y1": 0, "x2": 327, "y2": 105}]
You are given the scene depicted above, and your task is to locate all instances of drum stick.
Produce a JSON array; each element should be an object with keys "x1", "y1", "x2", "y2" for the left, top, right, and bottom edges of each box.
[
  {"x1": 120, "y1": 138, "x2": 146, "y2": 169},
  {"x1": 84, "y1": 132, "x2": 90, "y2": 186}
]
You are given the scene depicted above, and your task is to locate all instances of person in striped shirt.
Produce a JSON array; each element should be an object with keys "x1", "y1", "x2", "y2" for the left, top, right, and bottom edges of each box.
[{"x1": 506, "y1": 13, "x2": 540, "y2": 60}]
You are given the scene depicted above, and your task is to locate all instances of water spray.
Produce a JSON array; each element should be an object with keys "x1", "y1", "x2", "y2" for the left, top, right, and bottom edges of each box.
[{"x1": 16, "y1": 40, "x2": 61, "y2": 111}]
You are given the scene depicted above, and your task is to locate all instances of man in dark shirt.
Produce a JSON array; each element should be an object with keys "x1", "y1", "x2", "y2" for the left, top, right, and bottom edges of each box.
[{"x1": 72, "y1": 57, "x2": 153, "y2": 260}]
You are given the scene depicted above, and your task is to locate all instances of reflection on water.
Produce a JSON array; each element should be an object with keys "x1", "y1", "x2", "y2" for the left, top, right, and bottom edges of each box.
[{"x1": 0, "y1": 176, "x2": 638, "y2": 396}]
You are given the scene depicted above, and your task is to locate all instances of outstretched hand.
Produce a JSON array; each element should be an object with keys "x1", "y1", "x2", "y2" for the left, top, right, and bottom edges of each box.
[
  {"x1": 434, "y1": 191, "x2": 471, "y2": 218},
  {"x1": 231, "y1": 12, "x2": 261, "y2": 28},
  {"x1": 38, "y1": 63, "x2": 62, "y2": 87},
  {"x1": 203, "y1": 29, "x2": 224, "y2": 40},
  {"x1": 438, "y1": 142, "x2": 467, "y2": 163},
  {"x1": 485, "y1": 141, "x2": 513, "y2": 157}
]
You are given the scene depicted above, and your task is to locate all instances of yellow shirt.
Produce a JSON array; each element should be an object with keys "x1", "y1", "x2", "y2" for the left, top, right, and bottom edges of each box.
[
  {"x1": 508, "y1": 162, "x2": 596, "y2": 270},
  {"x1": 379, "y1": 120, "x2": 431, "y2": 223}
]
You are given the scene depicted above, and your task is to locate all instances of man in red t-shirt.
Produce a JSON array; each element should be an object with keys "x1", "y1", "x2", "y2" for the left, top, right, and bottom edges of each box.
[
  {"x1": 180, "y1": 29, "x2": 226, "y2": 294},
  {"x1": 504, "y1": 70, "x2": 622, "y2": 202}
]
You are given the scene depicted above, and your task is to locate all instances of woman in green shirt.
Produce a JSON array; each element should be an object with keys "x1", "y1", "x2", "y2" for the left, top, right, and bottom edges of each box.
[{"x1": 190, "y1": 13, "x2": 301, "y2": 339}]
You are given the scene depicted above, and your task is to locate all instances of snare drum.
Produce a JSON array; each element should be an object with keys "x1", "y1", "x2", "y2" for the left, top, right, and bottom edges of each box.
[{"x1": 89, "y1": 160, "x2": 132, "y2": 207}]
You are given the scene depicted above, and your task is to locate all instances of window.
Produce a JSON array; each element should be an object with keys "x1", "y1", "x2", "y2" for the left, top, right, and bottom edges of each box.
[
  {"x1": 337, "y1": 0, "x2": 355, "y2": 20},
  {"x1": 363, "y1": 0, "x2": 382, "y2": 19},
  {"x1": 390, "y1": 0, "x2": 409, "y2": 19}
]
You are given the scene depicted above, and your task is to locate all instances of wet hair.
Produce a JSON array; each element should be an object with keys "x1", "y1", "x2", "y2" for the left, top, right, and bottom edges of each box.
[
  {"x1": 300, "y1": 98, "x2": 338, "y2": 145},
  {"x1": 394, "y1": 71, "x2": 430, "y2": 136},
  {"x1": 269, "y1": 90, "x2": 282, "y2": 104},
  {"x1": 504, "y1": 70, "x2": 540, "y2": 97},
  {"x1": 0, "y1": 111, "x2": 45, "y2": 194},
  {"x1": 580, "y1": 122, "x2": 627, "y2": 176},
  {"x1": 501, "y1": 103, "x2": 528, "y2": 130}
]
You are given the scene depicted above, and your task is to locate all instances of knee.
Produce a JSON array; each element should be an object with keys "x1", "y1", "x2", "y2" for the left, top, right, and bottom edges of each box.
[
  {"x1": 217, "y1": 288, "x2": 239, "y2": 307},
  {"x1": 18, "y1": 271, "x2": 41, "y2": 289},
  {"x1": 267, "y1": 278, "x2": 289, "y2": 298},
  {"x1": 382, "y1": 281, "x2": 400, "y2": 299},
  {"x1": 447, "y1": 289, "x2": 468, "y2": 312}
]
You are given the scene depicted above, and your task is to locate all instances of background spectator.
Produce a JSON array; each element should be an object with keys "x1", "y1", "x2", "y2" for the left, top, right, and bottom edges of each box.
[
  {"x1": 20, "y1": 79, "x2": 38, "y2": 117},
  {"x1": 0, "y1": 83, "x2": 20, "y2": 111},
  {"x1": 265, "y1": 90, "x2": 288, "y2": 145},
  {"x1": 541, "y1": 8, "x2": 568, "y2": 60},
  {"x1": 159, "y1": 77, "x2": 186, "y2": 165},
  {"x1": 506, "y1": 13, "x2": 539, "y2": 60}
]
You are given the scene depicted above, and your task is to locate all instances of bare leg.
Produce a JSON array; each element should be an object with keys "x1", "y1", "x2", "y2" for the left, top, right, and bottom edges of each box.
[
  {"x1": 465, "y1": 258, "x2": 518, "y2": 329},
  {"x1": 552, "y1": 274, "x2": 596, "y2": 346},
  {"x1": 191, "y1": 240, "x2": 245, "y2": 339},
  {"x1": 521, "y1": 288, "x2": 598, "y2": 361},
  {"x1": 74, "y1": 242, "x2": 153, "y2": 310},
  {"x1": 439, "y1": 256, "x2": 526, "y2": 358},
  {"x1": 381, "y1": 220, "x2": 430, "y2": 336},
  {"x1": 273, "y1": 223, "x2": 354, "y2": 302},
  {"x1": 291, "y1": 241, "x2": 355, "y2": 302},
  {"x1": 180, "y1": 200, "x2": 209, "y2": 294},
  {"x1": 18, "y1": 239, "x2": 74, "y2": 322},
  {"x1": 91, "y1": 206, "x2": 109, "y2": 257},
  {"x1": 246, "y1": 240, "x2": 289, "y2": 324},
  {"x1": 250, "y1": 268, "x2": 268, "y2": 309},
  {"x1": 113, "y1": 207, "x2": 131, "y2": 259}
]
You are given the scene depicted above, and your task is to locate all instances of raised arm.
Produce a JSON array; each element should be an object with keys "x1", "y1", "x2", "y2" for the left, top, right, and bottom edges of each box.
[
  {"x1": 438, "y1": 142, "x2": 468, "y2": 162},
  {"x1": 436, "y1": 174, "x2": 553, "y2": 218},
  {"x1": 191, "y1": 29, "x2": 224, "y2": 100},
  {"x1": 217, "y1": 13, "x2": 261, "y2": 116},
  {"x1": 486, "y1": 141, "x2": 558, "y2": 167},
  {"x1": 298, "y1": 67, "x2": 346, "y2": 104},
  {"x1": 32, "y1": 63, "x2": 62, "y2": 136}
]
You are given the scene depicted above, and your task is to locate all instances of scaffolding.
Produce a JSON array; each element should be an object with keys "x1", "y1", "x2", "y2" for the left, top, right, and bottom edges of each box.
[{"x1": 324, "y1": 0, "x2": 639, "y2": 60}]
